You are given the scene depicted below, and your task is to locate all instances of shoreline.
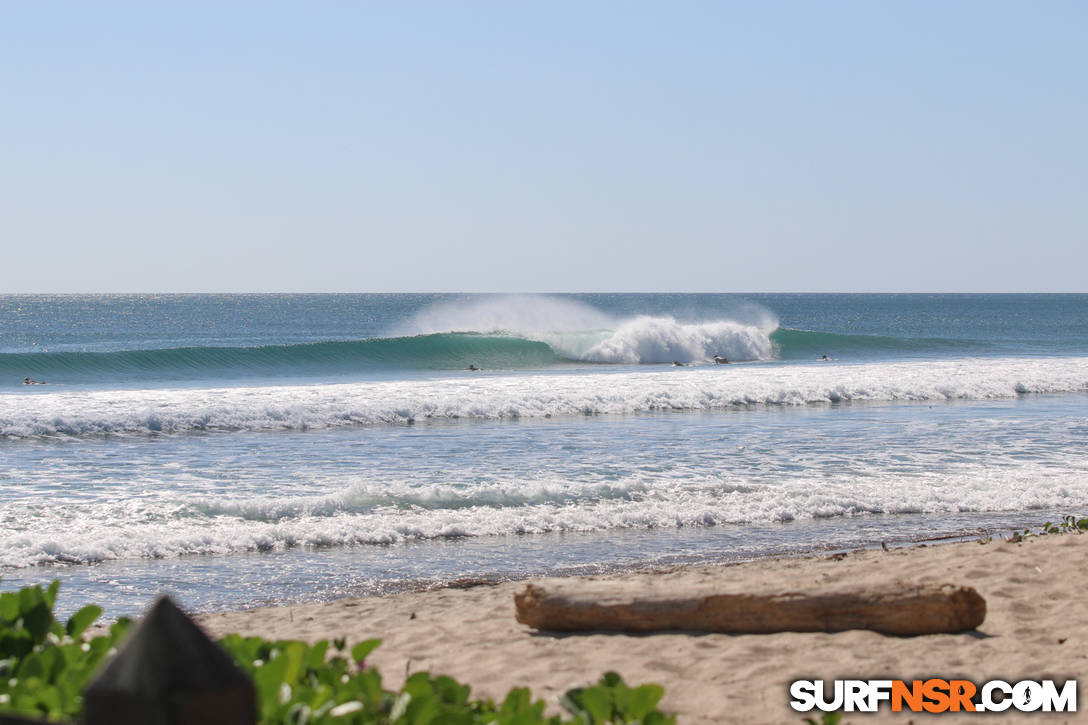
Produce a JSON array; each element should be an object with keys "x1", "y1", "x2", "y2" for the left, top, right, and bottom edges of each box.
[
  {"x1": 195, "y1": 531, "x2": 1088, "y2": 723},
  {"x1": 19, "y1": 513, "x2": 1056, "y2": 621},
  {"x1": 214, "y1": 519, "x2": 1049, "y2": 611},
  {"x1": 360, "y1": 526, "x2": 1028, "y2": 601}
]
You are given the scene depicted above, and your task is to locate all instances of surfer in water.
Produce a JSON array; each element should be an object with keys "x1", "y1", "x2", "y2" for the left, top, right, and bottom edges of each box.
[
  {"x1": 713, "y1": 355, "x2": 729, "y2": 364},
  {"x1": 465, "y1": 364, "x2": 480, "y2": 371},
  {"x1": 23, "y1": 377, "x2": 45, "y2": 385}
]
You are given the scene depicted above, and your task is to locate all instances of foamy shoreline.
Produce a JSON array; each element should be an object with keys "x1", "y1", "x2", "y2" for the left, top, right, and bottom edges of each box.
[
  {"x1": 6, "y1": 356, "x2": 1086, "y2": 439},
  {"x1": 195, "y1": 532, "x2": 1088, "y2": 724}
]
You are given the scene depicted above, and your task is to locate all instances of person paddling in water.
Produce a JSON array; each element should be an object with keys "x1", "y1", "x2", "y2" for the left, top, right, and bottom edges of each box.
[
  {"x1": 713, "y1": 355, "x2": 729, "y2": 364},
  {"x1": 23, "y1": 377, "x2": 45, "y2": 385},
  {"x1": 465, "y1": 364, "x2": 480, "y2": 371}
]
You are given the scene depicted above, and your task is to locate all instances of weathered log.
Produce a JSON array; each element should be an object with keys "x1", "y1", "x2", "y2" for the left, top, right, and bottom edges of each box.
[{"x1": 514, "y1": 579, "x2": 985, "y2": 636}]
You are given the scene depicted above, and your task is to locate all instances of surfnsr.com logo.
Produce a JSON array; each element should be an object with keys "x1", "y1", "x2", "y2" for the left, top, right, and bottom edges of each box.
[{"x1": 789, "y1": 679, "x2": 1076, "y2": 713}]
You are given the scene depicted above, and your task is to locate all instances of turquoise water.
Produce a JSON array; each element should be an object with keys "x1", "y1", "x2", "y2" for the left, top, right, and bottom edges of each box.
[
  {"x1": 3, "y1": 294, "x2": 1086, "y2": 384},
  {"x1": 1, "y1": 294, "x2": 1086, "y2": 615}
]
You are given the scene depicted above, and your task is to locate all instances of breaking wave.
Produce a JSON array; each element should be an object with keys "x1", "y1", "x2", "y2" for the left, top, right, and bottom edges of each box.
[{"x1": 5, "y1": 318, "x2": 776, "y2": 384}]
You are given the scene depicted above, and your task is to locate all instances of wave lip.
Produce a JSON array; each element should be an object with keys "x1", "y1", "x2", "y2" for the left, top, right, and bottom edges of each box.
[{"x1": 2, "y1": 357, "x2": 1086, "y2": 439}]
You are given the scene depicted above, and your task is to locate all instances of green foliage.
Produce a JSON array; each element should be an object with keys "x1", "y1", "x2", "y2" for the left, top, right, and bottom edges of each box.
[
  {"x1": 1040, "y1": 515, "x2": 1088, "y2": 535},
  {"x1": 1, "y1": 581, "x2": 674, "y2": 725},
  {"x1": 1004, "y1": 514, "x2": 1088, "y2": 542},
  {"x1": 217, "y1": 633, "x2": 390, "y2": 724},
  {"x1": 0, "y1": 581, "x2": 132, "y2": 722},
  {"x1": 560, "y1": 672, "x2": 673, "y2": 725},
  {"x1": 219, "y1": 630, "x2": 673, "y2": 724}
]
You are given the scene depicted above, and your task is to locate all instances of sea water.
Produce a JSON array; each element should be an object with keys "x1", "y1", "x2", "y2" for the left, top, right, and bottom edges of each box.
[{"x1": 1, "y1": 294, "x2": 1086, "y2": 616}]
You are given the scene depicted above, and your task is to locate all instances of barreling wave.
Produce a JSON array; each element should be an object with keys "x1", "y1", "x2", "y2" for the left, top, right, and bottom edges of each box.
[
  {"x1": 3, "y1": 322, "x2": 1033, "y2": 387},
  {"x1": 3, "y1": 357, "x2": 1086, "y2": 439},
  {"x1": 2, "y1": 334, "x2": 561, "y2": 383},
  {"x1": 4, "y1": 317, "x2": 776, "y2": 384}
]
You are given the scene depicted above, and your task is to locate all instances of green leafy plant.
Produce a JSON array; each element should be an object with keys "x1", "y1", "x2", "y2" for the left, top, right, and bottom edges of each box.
[
  {"x1": 1, "y1": 581, "x2": 674, "y2": 725},
  {"x1": 1041, "y1": 515, "x2": 1088, "y2": 535},
  {"x1": 219, "y1": 632, "x2": 675, "y2": 724},
  {"x1": 1003, "y1": 514, "x2": 1088, "y2": 542},
  {"x1": 560, "y1": 672, "x2": 672, "y2": 725},
  {"x1": 0, "y1": 581, "x2": 132, "y2": 721}
]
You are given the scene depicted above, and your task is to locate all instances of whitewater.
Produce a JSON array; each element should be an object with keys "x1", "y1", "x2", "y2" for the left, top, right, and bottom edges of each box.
[
  {"x1": 2, "y1": 293, "x2": 1087, "y2": 615},
  {"x1": 3, "y1": 357, "x2": 1087, "y2": 438}
]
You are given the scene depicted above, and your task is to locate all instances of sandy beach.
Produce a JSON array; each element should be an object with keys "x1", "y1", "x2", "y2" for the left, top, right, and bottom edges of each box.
[{"x1": 196, "y1": 532, "x2": 1088, "y2": 724}]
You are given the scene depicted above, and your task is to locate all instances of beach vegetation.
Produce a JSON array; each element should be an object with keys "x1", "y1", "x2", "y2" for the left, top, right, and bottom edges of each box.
[
  {"x1": 1041, "y1": 515, "x2": 1088, "y2": 535},
  {"x1": 1005, "y1": 514, "x2": 1088, "y2": 543},
  {"x1": 0, "y1": 580, "x2": 674, "y2": 724},
  {"x1": 0, "y1": 580, "x2": 133, "y2": 721}
]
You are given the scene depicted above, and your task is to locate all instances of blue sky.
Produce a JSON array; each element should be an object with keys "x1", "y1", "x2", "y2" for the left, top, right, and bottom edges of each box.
[{"x1": 2, "y1": 1, "x2": 1085, "y2": 292}]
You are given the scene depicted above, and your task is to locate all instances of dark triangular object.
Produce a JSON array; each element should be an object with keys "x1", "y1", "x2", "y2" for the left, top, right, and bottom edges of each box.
[{"x1": 83, "y1": 596, "x2": 255, "y2": 725}]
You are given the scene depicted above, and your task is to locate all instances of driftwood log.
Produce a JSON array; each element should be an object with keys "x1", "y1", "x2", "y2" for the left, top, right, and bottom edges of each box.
[{"x1": 514, "y1": 579, "x2": 985, "y2": 636}]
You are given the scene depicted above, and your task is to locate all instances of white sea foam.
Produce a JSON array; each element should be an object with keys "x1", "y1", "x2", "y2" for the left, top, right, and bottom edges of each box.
[
  {"x1": 1, "y1": 357, "x2": 1085, "y2": 439},
  {"x1": 571, "y1": 316, "x2": 773, "y2": 363},
  {"x1": 397, "y1": 294, "x2": 779, "y2": 363},
  {"x1": 2, "y1": 463, "x2": 1086, "y2": 568}
]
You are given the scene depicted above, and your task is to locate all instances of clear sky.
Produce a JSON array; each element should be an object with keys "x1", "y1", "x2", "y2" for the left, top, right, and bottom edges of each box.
[{"x1": 2, "y1": 1, "x2": 1085, "y2": 293}]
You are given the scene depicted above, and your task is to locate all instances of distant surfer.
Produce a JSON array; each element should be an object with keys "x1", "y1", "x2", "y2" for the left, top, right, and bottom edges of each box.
[
  {"x1": 713, "y1": 355, "x2": 729, "y2": 364},
  {"x1": 465, "y1": 364, "x2": 480, "y2": 371},
  {"x1": 23, "y1": 377, "x2": 45, "y2": 385},
  {"x1": 673, "y1": 361, "x2": 689, "y2": 366},
  {"x1": 821, "y1": 354, "x2": 830, "y2": 361}
]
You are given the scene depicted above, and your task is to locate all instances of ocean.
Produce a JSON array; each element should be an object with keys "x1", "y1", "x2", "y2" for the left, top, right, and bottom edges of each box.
[{"x1": 2, "y1": 293, "x2": 1086, "y2": 617}]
